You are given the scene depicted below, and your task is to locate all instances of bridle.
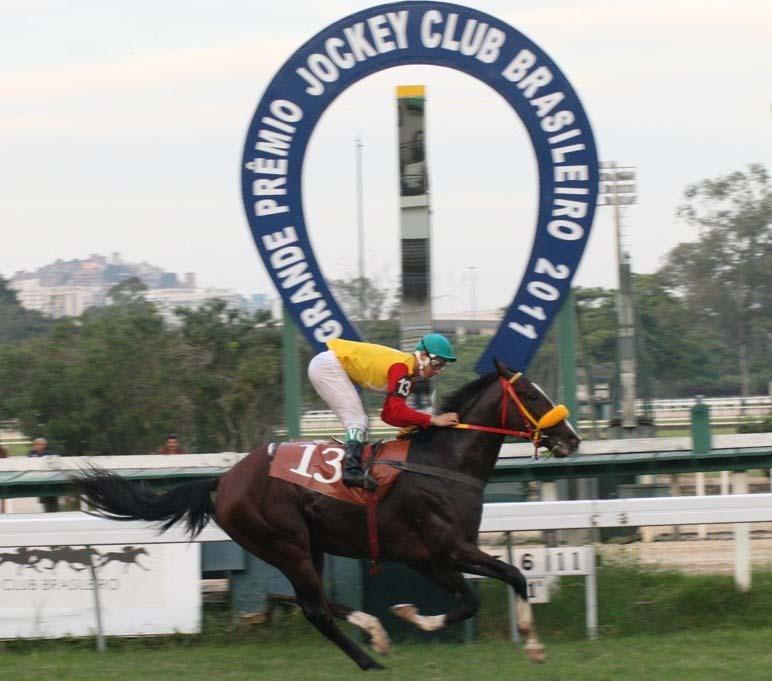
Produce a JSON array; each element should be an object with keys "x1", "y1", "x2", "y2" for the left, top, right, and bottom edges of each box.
[{"x1": 453, "y1": 373, "x2": 569, "y2": 457}]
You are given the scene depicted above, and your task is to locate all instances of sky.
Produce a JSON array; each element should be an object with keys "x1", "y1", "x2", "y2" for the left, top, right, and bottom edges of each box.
[{"x1": 2, "y1": 0, "x2": 770, "y2": 315}]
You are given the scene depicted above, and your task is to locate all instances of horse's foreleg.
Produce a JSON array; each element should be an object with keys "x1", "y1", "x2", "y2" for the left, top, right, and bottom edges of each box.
[
  {"x1": 450, "y1": 544, "x2": 545, "y2": 663},
  {"x1": 391, "y1": 564, "x2": 479, "y2": 633}
]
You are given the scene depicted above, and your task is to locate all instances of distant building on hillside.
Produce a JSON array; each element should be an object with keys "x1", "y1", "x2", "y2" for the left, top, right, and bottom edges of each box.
[
  {"x1": 9, "y1": 278, "x2": 106, "y2": 318},
  {"x1": 432, "y1": 312, "x2": 501, "y2": 338},
  {"x1": 143, "y1": 287, "x2": 247, "y2": 324},
  {"x1": 8, "y1": 253, "x2": 258, "y2": 322}
]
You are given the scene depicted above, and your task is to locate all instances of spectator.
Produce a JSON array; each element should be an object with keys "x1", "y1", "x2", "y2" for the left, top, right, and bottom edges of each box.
[
  {"x1": 27, "y1": 437, "x2": 60, "y2": 512},
  {"x1": 157, "y1": 433, "x2": 188, "y2": 455}
]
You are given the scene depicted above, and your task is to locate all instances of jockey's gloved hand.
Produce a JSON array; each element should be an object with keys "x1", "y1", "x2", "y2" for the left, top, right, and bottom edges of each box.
[{"x1": 430, "y1": 412, "x2": 460, "y2": 427}]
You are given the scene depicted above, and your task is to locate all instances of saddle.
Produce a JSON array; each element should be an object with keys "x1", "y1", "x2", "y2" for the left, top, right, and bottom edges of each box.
[{"x1": 268, "y1": 439, "x2": 410, "y2": 505}]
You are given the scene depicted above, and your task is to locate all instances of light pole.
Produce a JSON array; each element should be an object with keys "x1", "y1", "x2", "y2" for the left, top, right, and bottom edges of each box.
[
  {"x1": 465, "y1": 266, "x2": 478, "y2": 321},
  {"x1": 598, "y1": 163, "x2": 638, "y2": 431},
  {"x1": 355, "y1": 136, "x2": 365, "y2": 320}
]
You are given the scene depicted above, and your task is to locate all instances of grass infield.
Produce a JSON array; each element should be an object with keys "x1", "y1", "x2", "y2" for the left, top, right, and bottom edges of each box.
[
  {"x1": 2, "y1": 565, "x2": 772, "y2": 679},
  {"x1": 0, "y1": 628, "x2": 771, "y2": 681}
]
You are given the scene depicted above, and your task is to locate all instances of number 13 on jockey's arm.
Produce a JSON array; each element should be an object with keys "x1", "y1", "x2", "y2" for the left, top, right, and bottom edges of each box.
[{"x1": 307, "y1": 334, "x2": 459, "y2": 489}]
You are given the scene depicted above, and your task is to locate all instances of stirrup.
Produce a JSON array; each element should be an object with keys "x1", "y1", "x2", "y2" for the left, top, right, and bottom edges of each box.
[{"x1": 342, "y1": 467, "x2": 376, "y2": 491}]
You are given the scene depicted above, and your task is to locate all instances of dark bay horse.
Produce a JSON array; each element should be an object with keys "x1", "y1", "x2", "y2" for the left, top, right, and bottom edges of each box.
[{"x1": 75, "y1": 360, "x2": 579, "y2": 670}]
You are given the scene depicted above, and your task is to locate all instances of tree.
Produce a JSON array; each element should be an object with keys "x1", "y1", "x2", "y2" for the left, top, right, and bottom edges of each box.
[
  {"x1": 106, "y1": 276, "x2": 148, "y2": 304},
  {"x1": 432, "y1": 335, "x2": 492, "y2": 405},
  {"x1": 0, "y1": 301, "x2": 194, "y2": 454},
  {"x1": 0, "y1": 276, "x2": 53, "y2": 343},
  {"x1": 175, "y1": 301, "x2": 284, "y2": 451},
  {"x1": 664, "y1": 164, "x2": 771, "y2": 395},
  {"x1": 633, "y1": 273, "x2": 721, "y2": 396},
  {"x1": 329, "y1": 276, "x2": 397, "y2": 323}
]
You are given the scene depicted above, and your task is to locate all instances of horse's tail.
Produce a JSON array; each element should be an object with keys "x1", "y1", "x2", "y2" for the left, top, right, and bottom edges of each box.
[{"x1": 73, "y1": 468, "x2": 219, "y2": 539}]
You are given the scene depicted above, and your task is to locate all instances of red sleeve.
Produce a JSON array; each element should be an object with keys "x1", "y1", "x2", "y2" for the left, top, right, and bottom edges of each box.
[{"x1": 380, "y1": 363, "x2": 433, "y2": 429}]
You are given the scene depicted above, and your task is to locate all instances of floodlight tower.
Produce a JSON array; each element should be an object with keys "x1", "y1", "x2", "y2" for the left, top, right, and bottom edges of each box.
[
  {"x1": 598, "y1": 163, "x2": 639, "y2": 433},
  {"x1": 396, "y1": 85, "x2": 433, "y2": 407}
]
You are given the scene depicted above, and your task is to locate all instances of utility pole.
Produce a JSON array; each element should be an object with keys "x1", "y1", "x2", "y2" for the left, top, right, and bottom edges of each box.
[
  {"x1": 466, "y1": 266, "x2": 478, "y2": 321},
  {"x1": 282, "y1": 306, "x2": 301, "y2": 439},
  {"x1": 355, "y1": 136, "x2": 365, "y2": 321}
]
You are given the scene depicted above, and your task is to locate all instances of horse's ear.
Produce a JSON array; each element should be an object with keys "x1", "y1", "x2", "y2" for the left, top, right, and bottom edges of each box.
[{"x1": 493, "y1": 358, "x2": 513, "y2": 379}]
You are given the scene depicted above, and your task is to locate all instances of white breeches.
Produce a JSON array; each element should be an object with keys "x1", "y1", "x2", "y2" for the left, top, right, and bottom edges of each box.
[{"x1": 308, "y1": 351, "x2": 368, "y2": 433}]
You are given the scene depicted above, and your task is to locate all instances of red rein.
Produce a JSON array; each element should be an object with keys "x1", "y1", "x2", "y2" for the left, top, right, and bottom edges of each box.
[{"x1": 453, "y1": 377, "x2": 543, "y2": 457}]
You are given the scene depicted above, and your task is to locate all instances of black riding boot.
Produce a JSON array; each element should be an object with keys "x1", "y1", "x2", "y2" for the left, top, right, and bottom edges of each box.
[{"x1": 342, "y1": 440, "x2": 376, "y2": 490}]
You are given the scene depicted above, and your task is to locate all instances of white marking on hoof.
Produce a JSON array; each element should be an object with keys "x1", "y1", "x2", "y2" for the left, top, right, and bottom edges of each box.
[
  {"x1": 346, "y1": 611, "x2": 391, "y2": 655},
  {"x1": 390, "y1": 604, "x2": 446, "y2": 632},
  {"x1": 525, "y1": 639, "x2": 546, "y2": 663},
  {"x1": 390, "y1": 603, "x2": 417, "y2": 620},
  {"x1": 516, "y1": 598, "x2": 534, "y2": 630}
]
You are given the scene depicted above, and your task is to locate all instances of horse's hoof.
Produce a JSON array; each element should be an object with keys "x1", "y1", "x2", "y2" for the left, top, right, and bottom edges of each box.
[
  {"x1": 347, "y1": 610, "x2": 391, "y2": 655},
  {"x1": 371, "y1": 632, "x2": 391, "y2": 656},
  {"x1": 389, "y1": 604, "x2": 445, "y2": 632},
  {"x1": 525, "y1": 643, "x2": 546, "y2": 664},
  {"x1": 390, "y1": 603, "x2": 417, "y2": 622},
  {"x1": 361, "y1": 659, "x2": 386, "y2": 671}
]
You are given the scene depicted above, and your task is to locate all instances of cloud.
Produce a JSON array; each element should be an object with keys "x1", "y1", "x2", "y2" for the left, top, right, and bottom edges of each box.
[{"x1": 2, "y1": 35, "x2": 294, "y2": 103}]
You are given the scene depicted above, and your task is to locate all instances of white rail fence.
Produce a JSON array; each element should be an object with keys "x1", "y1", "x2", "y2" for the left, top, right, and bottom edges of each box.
[
  {"x1": 1, "y1": 493, "x2": 769, "y2": 647},
  {"x1": 1, "y1": 432, "x2": 770, "y2": 475},
  {"x1": 2, "y1": 492, "x2": 770, "y2": 589}
]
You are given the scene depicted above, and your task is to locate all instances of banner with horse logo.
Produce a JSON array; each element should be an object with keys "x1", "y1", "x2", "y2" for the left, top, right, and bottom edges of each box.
[{"x1": 0, "y1": 543, "x2": 199, "y2": 638}]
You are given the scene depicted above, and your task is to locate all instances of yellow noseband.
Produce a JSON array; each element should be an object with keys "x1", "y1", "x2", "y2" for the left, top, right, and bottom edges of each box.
[{"x1": 536, "y1": 404, "x2": 570, "y2": 430}]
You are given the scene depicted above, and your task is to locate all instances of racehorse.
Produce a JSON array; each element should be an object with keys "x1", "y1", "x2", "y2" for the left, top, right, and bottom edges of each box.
[{"x1": 75, "y1": 361, "x2": 579, "y2": 670}]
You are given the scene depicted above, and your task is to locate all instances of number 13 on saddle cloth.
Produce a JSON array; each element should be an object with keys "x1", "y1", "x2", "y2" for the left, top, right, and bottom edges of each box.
[{"x1": 268, "y1": 440, "x2": 410, "y2": 505}]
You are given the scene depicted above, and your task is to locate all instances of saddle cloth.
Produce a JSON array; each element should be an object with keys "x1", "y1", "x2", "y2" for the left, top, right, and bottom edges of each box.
[{"x1": 268, "y1": 439, "x2": 409, "y2": 505}]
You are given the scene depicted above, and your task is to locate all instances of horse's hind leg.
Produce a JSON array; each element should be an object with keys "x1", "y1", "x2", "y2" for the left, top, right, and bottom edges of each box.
[
  {"x1": 391, "y1": 564, "x2": 479, "y2": 633},
  {"x1": 287, "y1": 558, "x2": 385, "y2": 670},
  {"x1": 449, "y1": 543, "x2": 545, "y2": 663},
  {"x1": 223, "y1": 527, "x2": 383, "y2": 671},
  {"x1": 311, "y1": 552, "x2": 391, "y2": 655}
]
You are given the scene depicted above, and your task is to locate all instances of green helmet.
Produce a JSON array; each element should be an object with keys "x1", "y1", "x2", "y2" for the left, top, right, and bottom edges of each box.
[{"x1": 415, "y1": 333, "x2": 456, "y2": 361}]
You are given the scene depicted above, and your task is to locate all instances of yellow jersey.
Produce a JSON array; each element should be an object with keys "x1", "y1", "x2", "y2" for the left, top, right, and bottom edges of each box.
[{"x1": 327, "y1": 339, "x2": 417, "y2": 393}]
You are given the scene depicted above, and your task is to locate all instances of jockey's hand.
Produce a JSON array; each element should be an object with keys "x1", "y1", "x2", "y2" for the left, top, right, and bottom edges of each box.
[{"x1": 431, "y1": 412, "x2": 460, "y2": 427}]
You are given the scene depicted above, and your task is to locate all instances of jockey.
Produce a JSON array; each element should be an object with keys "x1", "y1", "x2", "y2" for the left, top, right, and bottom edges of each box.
[{"x1": 308, "y1": 333, "x2": 460, "y2": 489}]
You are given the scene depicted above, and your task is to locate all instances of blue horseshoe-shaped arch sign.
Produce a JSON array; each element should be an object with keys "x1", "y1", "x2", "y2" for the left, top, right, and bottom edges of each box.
[{"x1": 241, "y1": 1, "x2": 598, "y2": 373}]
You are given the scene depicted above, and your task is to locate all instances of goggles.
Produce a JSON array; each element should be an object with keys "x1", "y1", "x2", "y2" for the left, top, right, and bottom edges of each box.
[{"x1": 427, "y1": 354, "x2": 448, "y2": 371}]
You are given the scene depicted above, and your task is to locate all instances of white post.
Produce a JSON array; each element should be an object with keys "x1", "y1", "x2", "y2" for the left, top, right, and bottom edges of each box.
[
  {"x1": 696, "y1": 472, "x2": 707, "y2": 540},
  {"x1": 639, "y1": 475, "x2": 655, "y2": 543},
  {"x1": 505, "y1": 531, "x2": 520, "y2": 644},
  {"x1": 87, "y1": 546, "x2": 107, "y2": 652},
  {"x1": 669, "y1": 474, "x2": 680, "y2": 539},
  {"x1": 540, "y1": 482, "x2": 558, "y2": 502},
  {"x1": 585, "y1": 546, "x2": 598, "y2": 640},
  {"x1": 540, "y1": 483, "x2": 560, "y2": 593},
  {"x1": 733, "y1": 472, "x2": 751, "y2": 592},
  {"x1": 720, "y1": 471, "x2": 730, "y2": 495}
]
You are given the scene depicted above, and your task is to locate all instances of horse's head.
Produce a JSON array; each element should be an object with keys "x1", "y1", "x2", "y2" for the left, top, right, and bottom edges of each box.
[{"x1": 494, "y1": 360, "x2": 580, "y2": 457}]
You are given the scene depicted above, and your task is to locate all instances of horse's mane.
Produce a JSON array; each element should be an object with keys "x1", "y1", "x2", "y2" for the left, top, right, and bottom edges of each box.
[
  {"x1": 406, "y1": 372, "x2": 498, "y2": 444},
  {"x1": 440, "y1": 372, "x2": 498, "y2": 413}
]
